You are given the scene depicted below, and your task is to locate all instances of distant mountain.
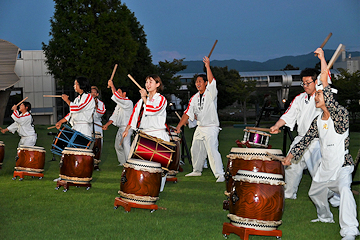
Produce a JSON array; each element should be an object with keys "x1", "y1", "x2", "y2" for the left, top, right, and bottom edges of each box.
[{"x1": 180, "y1": 50, "x2": 360, "y2": 73}]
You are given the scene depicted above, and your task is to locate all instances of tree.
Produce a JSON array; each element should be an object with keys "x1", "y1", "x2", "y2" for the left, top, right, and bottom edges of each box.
[
  {"x1": 332, "y1": 69, "x2": 360, "y2": 123},
  {"x1": 281, "y1": 64, "x2": 299, "y2": 70},
  {"x1": 42, "y1": 0, "x2": 154, "y2": 112},
  {"x1": 225, "y1": 70, "x2": 257, "y2": 124}
]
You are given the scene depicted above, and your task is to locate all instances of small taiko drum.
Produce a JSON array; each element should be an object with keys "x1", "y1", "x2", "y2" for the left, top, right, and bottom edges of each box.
[
  {"x1": 242, "y1": 129, "x2": 271, "y2": 148},
  {"x1": 59, "y1": 147, "x2": 94, "y2": 184},
  {"x1": 92, "y1": 132, "x2": 102, "y2": 169},
  {"x1": 0, "y1": 141, "x2": 4, "y2": 169},
  {"x1": 15, "y1": 146, "x2": 46, "y2": 174},
  {"x1": 227, "y1": 148, "x2": 285, "y2": 231},
  {"x1": 225, "y1": 148, "x2": 285, "y2": 196},
  {"x1": 119, "y1": 159, "x2": 163, "y2": 205},
  {"x1": 129, "y1": 131, "x2": 176, "y2": 169}
]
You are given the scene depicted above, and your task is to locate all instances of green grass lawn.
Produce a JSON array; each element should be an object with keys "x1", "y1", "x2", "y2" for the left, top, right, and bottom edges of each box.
[{"x1": 0, "y1": 124, "x2": 359, "y2": 240}]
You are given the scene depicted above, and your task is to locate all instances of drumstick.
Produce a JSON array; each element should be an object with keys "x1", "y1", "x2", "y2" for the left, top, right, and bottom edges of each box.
[
  {"x1": 16, "y1": 97, "x2": 28, "y2": 106},
  {"x1": 94, "y1": 123, "x2": 102, "y2": 128},
  {"x1": 107, "y1": 64, "x2": 118, "y2": 88},
  {"x1": 175, "y1": 111, "x2": 181, "y2": 120},
  {"x1": 327, "y1": 43, "x2": 345, "y2": 70},
  {"x1": 315, "y1": 32, "x2": 332, "y2": 56},
  {"x1": 246, "y1": 126, "x2": 281, "y2": 133},
  {"x1": 43, "y1": 95, "x2": 62, "y2": 98},
  {"x1": 208, "y1": 40, "x2": 218, "y2": 58},
  {"x1": 127, "y1": 74, "x2": 142, "y2": 90},
  {"x1": 266, "y1": 151, "x2": 285, "y2": 162},
  {"x1": 47, "y1": 125, "x2": 57, "y2": 130}
]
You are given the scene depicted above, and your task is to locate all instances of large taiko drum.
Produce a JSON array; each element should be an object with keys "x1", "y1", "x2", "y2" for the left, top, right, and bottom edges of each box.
[
  {"x1": 119, "y1": 159, "x2": 163, "y2": 205},
  {"x1": 225, "y1": 148, "x2": 285, "y2": 196},
  {"x1": 59, "y1": 147, "x2": 94, "y2": 184},
  {"x1": 15, "y1": 146, "x2": 46, "y2": 174},
  {"x1": 128, "y1": 131, "x2": 176, "y2": 169},
  {"x1": 242, "y1": 129, "x2": 271, "y2": 148},
  {"x1": 227, "y1": 148, "x2": 285, "y2": 231},
  {"x1": 92, "y1": 132, "x2": 102, "y2": 169},
  {"x1": 0, "y1": 141, "x2": 4, "y2": 169}
]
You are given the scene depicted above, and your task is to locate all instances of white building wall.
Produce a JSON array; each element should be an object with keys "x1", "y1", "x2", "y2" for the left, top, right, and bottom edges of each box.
[{"x1": 14, "y1": 50, "x2": 57, "y2": 124}]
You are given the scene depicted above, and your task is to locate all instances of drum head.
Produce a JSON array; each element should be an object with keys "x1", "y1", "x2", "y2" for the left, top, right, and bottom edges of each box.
[
  {"x1": 18, "y1": 145, "x2": 46, "y2": 152},
  {"x1": 127, "y1": 158, "x2": 162, "y2": 168},
  {"x1": 62, "y1": 147, "x2": 94, "y2": 156}
]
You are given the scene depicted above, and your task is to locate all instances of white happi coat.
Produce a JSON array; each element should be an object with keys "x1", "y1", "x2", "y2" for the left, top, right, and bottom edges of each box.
[
  {"x1": 128, "y1": 93, "x2": 169, "y2": 141},
  {"x1": 280, "y1": 91, "x2": 322, "y2": 198},
  {"x1": 7, "y1": 110, "x2": 37, "y2": 146},
  {"x1": 184, "y1": 79, "x2": 224, "y2": 178},
  {"x1": 93, "y1": 99, "x2": 106, "y2": 136},
  {"x1": 110, "y1": 92, "x2": 134, "y2": 165},
  {"x1": 65, "y1": 93, "x2": 95, "y2": 137}
]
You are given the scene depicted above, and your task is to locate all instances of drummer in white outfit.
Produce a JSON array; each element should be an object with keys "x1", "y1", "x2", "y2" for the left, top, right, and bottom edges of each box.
[
  {"x1": 90, "y1": 86, "x2": 106, "y2": 140},
  {"x1": 103, "y1": 80, "x2": 133, "y2": 166},
  {"x1": 175, "y1": 56, "x2": 225, "y2": 183},
  {"x1": 123, "y1": 74, "x2": 169, "y2": 191},
  {"x1": 56, "y1": 77, "x2": 95, "y2": 137},
  {"x1": 270, "y1": 68, "x2": 322, "y2": 199},
  {"x1": 283, "y1": 48, "x2": 359, "y2": 240},
  {"x1": 1, "y1": 102, "x2": 37, "y2": 147}
]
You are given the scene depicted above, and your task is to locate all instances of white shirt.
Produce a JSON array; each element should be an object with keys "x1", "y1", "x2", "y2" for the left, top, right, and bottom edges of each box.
[
  {"x1": 109, "y1": 92, "x2": 133, "y2": 127},
  {"x1": 128, "y1": 93, "x2": 167, "y2": 131},
  {"x1": 281, "y1": 91, "x2": 321, "y2": 136},
  {"x1": 184, "y1": 79, "x2": 219, "y2": 127},
  {"x1": 93, "y1": 99, "x2": 106, "y2": 125},
  {"x1": 7, "y1": 110, "x2": 36, "y2": 137},
  {"x1": 65, "y1": 93, "x2": 95, "y2": 125}
]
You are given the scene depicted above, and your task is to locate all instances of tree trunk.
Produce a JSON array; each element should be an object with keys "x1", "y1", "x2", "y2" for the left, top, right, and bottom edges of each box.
[{"x1": 0, "y1": 89, "x2": 11, "y2": 125}]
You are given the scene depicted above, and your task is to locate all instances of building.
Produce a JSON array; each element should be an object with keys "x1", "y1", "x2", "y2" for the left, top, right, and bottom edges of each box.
[
  {"x1": 333, "y1": 50, "x2": 360, "y2": 74},
  {"x1": 13, "y1": 50, "x2": 57, "y2": 124}
]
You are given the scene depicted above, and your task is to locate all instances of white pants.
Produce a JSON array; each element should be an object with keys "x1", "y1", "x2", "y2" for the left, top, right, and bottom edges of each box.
[
  {"x1": 309, "y1": 166, "x2": 359, "y2": 238},
  {"x1": 115, "y1": 127, "x2": 132, "y2": 165},
  {"x1": 19, "y1": 135, "x2": 37, "y2": 147},
  {"x1": 190, "y1": 126, "x2": 225, "y2": 178},
  {"x1": 285, "y1": 138, "x2": 321, "y2": 199}
]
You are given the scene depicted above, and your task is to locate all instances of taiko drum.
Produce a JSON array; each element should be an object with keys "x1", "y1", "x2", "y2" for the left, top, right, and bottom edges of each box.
[
  {"x1": 59, "y1": 147, "x2": 94, "y2": 184},
  {"x1": 119, "y1": 159, "x2": 162, "y2": 205},
  {"x1": 15, "y1": 146, "x2": 46, "y2": 173}
]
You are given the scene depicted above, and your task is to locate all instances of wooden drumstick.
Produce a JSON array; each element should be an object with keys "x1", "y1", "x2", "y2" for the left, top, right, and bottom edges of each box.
[
  {"x1": 208, "y1": 40, "x2": 218, "y2": 58},
  {"x1": 327, "y1": 43, "x2": 345, "y2": 70},
  {"x1": 107, "y1": 64, "x2": 118, "y2": 88},
  {"x1": 246, "y1": 126, "x2": 281, "y2": 133},
  {"x1": 47, "y1": 125, "x2": 57, "y2": 130},
  {"x1": 266, "y1": 151, "x2": 285, "y2": 162},
  {"x1": 43, "y1": 95, "x2": 62, "y2": 98},
  {"x1": 16, "y1": 97, "x2": 28, "y2": 106},
  {"x1": 315, "y1": 32, "x2": 332, "y2": 56},
  {"x1": 127, "y1": 74, "x2": 142, "y2": 90}
]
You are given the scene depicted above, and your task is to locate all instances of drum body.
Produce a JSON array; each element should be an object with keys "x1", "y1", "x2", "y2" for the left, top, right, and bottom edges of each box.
[
  {"x1": 129, "y1": 131, "x2": 176, "y2": 169},
  {"x1": 59, "y1": 147, "x2": 94, "y2": 184},
  {"x1": 15, "y1": 146, "x2": 46, "y2": 173},
  {"x1": 227, "y1": 148, "x2": 285, "y2": 231},
  {"x1": 92, "y1": 132, "x2": 102, "y2": 167},
  {"x1": 242, "y1": 129, "x2": 271, "y2": 148},
  {"x1": 225, "y1": 148, "x2": 285, "y2": 195},
  {"x1": 51, "y1": 125, "x2": 94, "y2": 156},
  {"x1": 119, "y1": 159, "x2": 162, "y2": 205},
  {"x1": 167, "y1": 139, "x2": 181, "y2": 178},
  {"x1": 0, "y1": 141, "x2": 4, "y2": 169}
]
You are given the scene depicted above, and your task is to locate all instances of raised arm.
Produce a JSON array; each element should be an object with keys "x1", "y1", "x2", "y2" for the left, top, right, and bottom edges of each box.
[
  {"x1": 203, "y1": 56, "x2": 214, "y2": 84},
  {"x1": 314, "y1": 48, "x2": 329, "y2": 88}
]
